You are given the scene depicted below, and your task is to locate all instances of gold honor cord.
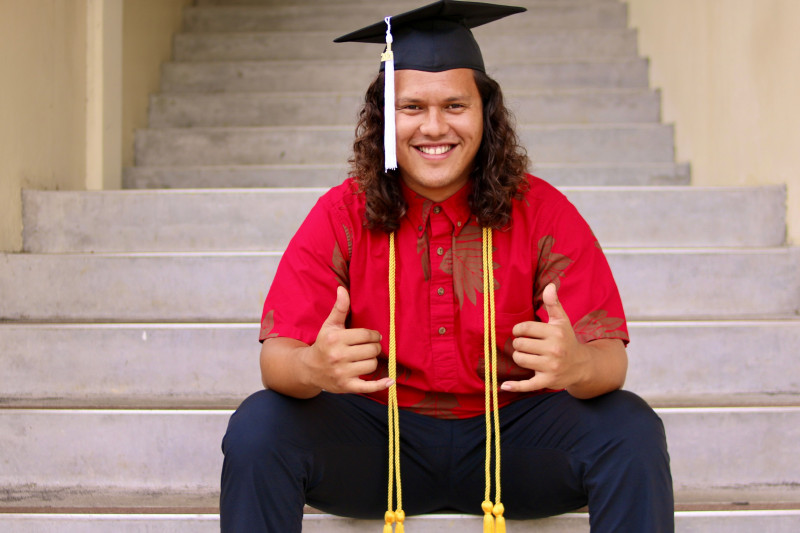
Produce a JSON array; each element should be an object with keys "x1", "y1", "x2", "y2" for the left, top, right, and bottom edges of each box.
[
  {"x1": 385, "y1": 232, "x2": 405, "y2": 533},
  {"x1": 385, "y1": 229, "x2": 501, "y2": 533},
  {"x1": 481, "y1": 227, "x2": 504, "y2": 533}
]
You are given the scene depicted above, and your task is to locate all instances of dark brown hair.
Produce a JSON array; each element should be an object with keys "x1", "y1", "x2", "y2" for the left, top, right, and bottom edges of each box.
[{"x1": 348, "y1": 70, "x2": 530, "y2": 232}]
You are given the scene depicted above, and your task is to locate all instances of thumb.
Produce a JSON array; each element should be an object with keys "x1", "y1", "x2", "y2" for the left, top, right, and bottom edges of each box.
[
  {"x1": 323, "y1": 286, "x2": 350, "y2": 328},
  {"x1": 543, "y1": 283, "x2": 568, "y2": 323}
]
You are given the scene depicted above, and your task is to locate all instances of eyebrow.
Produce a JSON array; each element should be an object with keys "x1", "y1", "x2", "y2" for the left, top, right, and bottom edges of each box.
[{"x1": 396, "y1": 95, "x2": 473, "y2": 105}]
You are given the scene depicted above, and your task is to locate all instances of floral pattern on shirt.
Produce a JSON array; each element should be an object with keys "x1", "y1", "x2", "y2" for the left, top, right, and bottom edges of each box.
[
  {"x1": 417, "y1": 231, "x2": 431, "y2": 281},
  {"x1": 407, "y1": 391, "x2": 460, "y2": 419},
  {"x1": 440, "y1": 223, "x2": 499, "y2": 309},
  {"x1": 573, "y1": 309, "x2": 629, "y2": 344},
  {"x1": 259, "y1": 309, "x2": 279, "y2": 340},
  {"x1": 534, "y1": 235, "x2": 572, "y2": 311}
]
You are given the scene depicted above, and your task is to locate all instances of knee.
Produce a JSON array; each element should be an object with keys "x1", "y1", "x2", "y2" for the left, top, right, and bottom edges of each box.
[
  {"x1": 222, "y1": 389, "x2": 294, "y2": 464},
  {"x1": 591, "y1": 390, "x2": 668, "y2": 457}
]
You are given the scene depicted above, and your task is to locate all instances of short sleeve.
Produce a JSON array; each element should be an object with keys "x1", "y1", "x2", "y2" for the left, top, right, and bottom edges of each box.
[
  {"x1": 258, "y1": 189, "x2": 355, "y2": 344},
  {"x1": 533, "y1": 194, "x2": 629, "y2": 345}
]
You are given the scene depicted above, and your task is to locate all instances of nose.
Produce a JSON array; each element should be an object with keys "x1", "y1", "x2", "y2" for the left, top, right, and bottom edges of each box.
[{"x1": 419, "y1": 107, "x2": 449, "y2": 137}]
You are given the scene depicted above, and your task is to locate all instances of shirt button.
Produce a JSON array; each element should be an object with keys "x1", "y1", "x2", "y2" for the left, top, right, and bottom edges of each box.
[
  {"x1": 457, "y1": 221, "x2": 462, "y2": 227},
  {"x1": 433, "y1": 206, "x2": 442, "y2": 214},
  {"x1": 438, "y1": 327, "x2": 446, "y2": 335},
  {"x1": 437, "y1": 287, "x2": 445, "y2": 296},
  {"x1": 418, "y1": 225, "x2": 423, "y2": 232},
  {"x1": 436, "y1": 246, "x2": 444, "y2": 255}
]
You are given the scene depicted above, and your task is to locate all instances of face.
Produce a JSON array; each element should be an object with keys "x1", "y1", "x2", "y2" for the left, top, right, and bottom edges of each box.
[{"x1": 393, "y1": 68, "x2": 484, "y2": 202}]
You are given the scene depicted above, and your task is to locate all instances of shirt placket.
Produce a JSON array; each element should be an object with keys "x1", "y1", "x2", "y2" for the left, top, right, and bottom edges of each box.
[{"x1": 428, "y1": 204, "x2": 458, "y2": 390}]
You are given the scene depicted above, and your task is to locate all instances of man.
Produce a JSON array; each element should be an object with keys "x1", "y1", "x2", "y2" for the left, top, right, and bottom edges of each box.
[{"x1": 221, "y1": 1, "x2": 673, "y2": 532}]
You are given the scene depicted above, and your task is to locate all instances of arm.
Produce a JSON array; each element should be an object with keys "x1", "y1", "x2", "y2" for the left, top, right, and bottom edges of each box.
[
  {"x1": 500, "y1": 283, "x2": 628, "y2": 399},
  {"x1": 260, "y1": 286, "x2": 394, "y2": 399}
]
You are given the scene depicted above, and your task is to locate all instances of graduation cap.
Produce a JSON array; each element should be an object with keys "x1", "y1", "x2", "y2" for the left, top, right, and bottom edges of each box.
[{"x1": 335, "y1": 0, "x2": 526, "y2": 171}]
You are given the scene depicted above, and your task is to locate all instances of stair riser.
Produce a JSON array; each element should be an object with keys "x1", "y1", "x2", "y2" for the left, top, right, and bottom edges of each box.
[
  {"x1": 123, "y1": 163, "x2": 691, "y2": 189},
  {"x1": 22, "y1": 187, "x2": 786, "y2": 253},
  {"x1": 625, "y1": 322, "x2": 800, "y2": 405},
  {"x1": 3, "y1": 512, "x2": 800, "y2": 533},
  {"x1": 173, "y1": 30, "x2": 639, "y2": 62},
  {"x1": 148, "y1": 90, "x2": 661, "y2": 128},
  {"x1": 1, "y1": 250, "x2": 798, "y2": 321},
  {"x1": 2, "y1": 322, "x2": 798, "y2": 407},
  {"x1": 160, "y1": 59, "x2": 649, "y2": 93},
  {"x1": 134, "y1": 125, "x2": 673, "y2": 166},
  {"x1": 182, "y1": 3, "x2": 628, "y2": 33},
  {"x1": 1, "y1": 409, "x2": 798, "y2": 497}
]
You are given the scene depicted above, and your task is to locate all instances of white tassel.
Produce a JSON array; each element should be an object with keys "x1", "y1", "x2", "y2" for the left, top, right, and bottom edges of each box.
[{"x1": 382, "y1": 16, "x2": 397, "y2": 171}]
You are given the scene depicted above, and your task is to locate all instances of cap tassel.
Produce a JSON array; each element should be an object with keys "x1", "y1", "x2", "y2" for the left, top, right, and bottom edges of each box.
[{"x1": 382, "y1": 16, "x2": 397, "y2": 171}]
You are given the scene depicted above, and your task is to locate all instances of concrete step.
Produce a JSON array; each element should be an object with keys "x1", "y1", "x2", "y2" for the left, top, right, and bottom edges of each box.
[
  {"x1": 3, "y1": 511, "x2": 800, "y2": 533},
  {"x1": 182, "y1": 2, "x2": 628, "y2": 33},
  {"x1": 2, "y1": 320, "x2": 798, "y2": 409},
  {"x1": 159, "y1": 58, "x2": 649, "y2": 93},
  {"x1": 22, "y1": 186, "x2": 786, "y2": 253},
  {"x1": 123, "y1": 162, "x2": 691, "y2": 189},
  {"x1": 196, "y1": 0, "x2": 622, "y2": 6},
  {"x1": 173, "y1": 28, "x2": 639, "y2": 62},
  {"x1": 1, "y1": 248, "x2": 798, "y2": 322},
  {"x1": 134, "y1": 124, "x2": 673, "y2": 166},
  {"x1": 1, "y1": 407, "x2": 798, "y2": 505},
  {"x1": 148, "y1": 89, "x2": 660, "y2": 128}
]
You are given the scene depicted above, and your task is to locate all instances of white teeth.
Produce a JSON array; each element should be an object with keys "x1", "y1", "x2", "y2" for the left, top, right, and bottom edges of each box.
[{"x1": 418, "y1": 145, "x2": 453, "y2": 155}]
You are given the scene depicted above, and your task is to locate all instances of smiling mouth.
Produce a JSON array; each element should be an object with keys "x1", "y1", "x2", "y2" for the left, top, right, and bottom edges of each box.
[{"x1": 416, "y1": 145, "x2": 454, "y2": 155}]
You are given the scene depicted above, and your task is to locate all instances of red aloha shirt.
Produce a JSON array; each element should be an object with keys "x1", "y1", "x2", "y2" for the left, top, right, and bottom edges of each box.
[{"x1": 260, "y1": 175, "x2": 629, "y2": 419}]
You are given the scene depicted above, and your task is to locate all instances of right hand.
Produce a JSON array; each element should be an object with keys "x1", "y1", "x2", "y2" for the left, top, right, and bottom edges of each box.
[{"x1": 302, "y1": 286, "x2": 393, "y2": 394}]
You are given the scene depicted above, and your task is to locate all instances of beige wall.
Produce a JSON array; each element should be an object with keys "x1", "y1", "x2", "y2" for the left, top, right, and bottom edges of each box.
[
  {"x1": 0, "y1": 0, "x2": 189, "y2": 252},
  {"x1": 625, "y1": 0, "x2": 800, "y2": 244},
  {"x1": 122, "y1": 0, "x2": 191, "y2": 169},
  {"x1": 0, "y1": 0, "x2": 88, "y2": 252}
]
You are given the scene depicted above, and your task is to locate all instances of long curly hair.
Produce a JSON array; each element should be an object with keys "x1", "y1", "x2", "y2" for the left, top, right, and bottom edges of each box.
[{"x1": 348, "y1": 69, "x2": 530, "y2": 233}]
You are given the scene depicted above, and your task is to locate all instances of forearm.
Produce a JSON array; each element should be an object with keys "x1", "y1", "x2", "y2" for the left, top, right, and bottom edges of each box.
[
  {"x1": 260, "y1": 337, "x2": 322, "y2": 399},
  {"x1": 566, "y1": 338, "x2": 628, "y2": 400}
]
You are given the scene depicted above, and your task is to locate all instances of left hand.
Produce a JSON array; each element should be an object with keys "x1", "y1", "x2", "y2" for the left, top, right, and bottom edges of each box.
[{"x1": 500, "y1": 283, "x2": 591, "y2": 393}]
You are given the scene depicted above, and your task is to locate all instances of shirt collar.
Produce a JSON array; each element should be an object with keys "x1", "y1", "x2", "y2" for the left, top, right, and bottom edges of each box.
[{"x1": 401, "y1": 180, "x2": 473, "y2": 238}]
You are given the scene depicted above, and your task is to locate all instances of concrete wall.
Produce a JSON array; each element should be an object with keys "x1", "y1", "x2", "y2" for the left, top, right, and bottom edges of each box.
[
  {"x1": 0, "y1": 0, "x2": 88, "y2": 252},
  {"x1": 0, "y1": 0, "x2": 189, "y2": 252},
  {"x1": 122, "y1": 0, "x2": 191, "y2": 170},
  {"x1": 625, "y1": 0, "x2": 800, "y2": 244}
]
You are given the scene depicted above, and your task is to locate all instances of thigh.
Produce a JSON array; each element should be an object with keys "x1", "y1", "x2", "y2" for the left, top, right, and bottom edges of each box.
[
  {"x1": 447, "y1": 390, "x2": 666, "y2": 519},
  {"x1": 223, "y1": 390, "x2": 452, "y2": 519}
]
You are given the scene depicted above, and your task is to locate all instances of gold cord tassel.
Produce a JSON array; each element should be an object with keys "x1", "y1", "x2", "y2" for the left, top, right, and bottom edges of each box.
[
  {"x1": 482, "y1": 500, "x2": 495, "y2": 533},
  {"x1": 493, "y1": 503, "x2": 506, "y2": 533},
  {"x1": 386, "y1": 232, "x2": 405, "y2": 532},
  {"x1": 481, "y1": 227, "x2": 504, "y2": 532}
]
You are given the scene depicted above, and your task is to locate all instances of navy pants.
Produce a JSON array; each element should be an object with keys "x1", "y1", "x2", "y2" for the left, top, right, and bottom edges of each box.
[{"x1": 220, "y1": 389, "x2": 673, "y2": 532}]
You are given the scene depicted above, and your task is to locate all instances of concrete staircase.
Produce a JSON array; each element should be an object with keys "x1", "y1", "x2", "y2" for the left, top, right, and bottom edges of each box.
[{"x1": 2, "y1": 0, "x2": 799, "y2": 530}]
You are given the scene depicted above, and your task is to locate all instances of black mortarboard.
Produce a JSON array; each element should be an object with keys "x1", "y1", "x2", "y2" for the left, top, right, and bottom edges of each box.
[
  {"x1": 334, "y1": 0, "x2": 526, "y2": 73},
  {"x1": 335, "y1": 0, "x2": 526, "y2": 171}
]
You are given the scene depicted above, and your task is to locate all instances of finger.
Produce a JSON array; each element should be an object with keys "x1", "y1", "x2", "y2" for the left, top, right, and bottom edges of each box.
[
  {"x1": 341, "y1": 342, "x2": 383, "y2": 363},
  {"x1": 501, "y1": 375, "x2": 548, "y2": 393},
  {"x1": 512, "y1": 330, "x2": 551, "y2": 353},
  {"x1": 339, "y1": 327, "x2": 382, "y2": 346},
  {"x1": 511, "y1": 350, "x2": 546, "y2": 372},
  {"x1": 323, "y1": 286, "x2": 350, "y2": 328},
  {"x1": 346, "y1": 377, "x2": 395, "y2": 394},
  {"x1": 543, "y1": 283, "x2": 569, "y2": 323},
  {"x1": 512, "y1": 320, "x2": 549, "y2": 339}
]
